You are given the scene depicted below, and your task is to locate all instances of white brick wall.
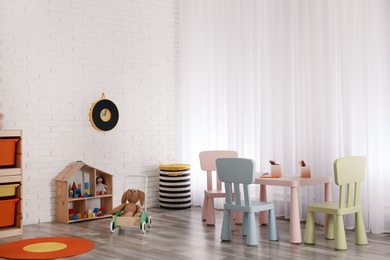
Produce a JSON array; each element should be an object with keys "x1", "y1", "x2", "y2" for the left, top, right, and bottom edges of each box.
[{"x1": 0, "y1": 0, "x2": 181, "y2": 225}]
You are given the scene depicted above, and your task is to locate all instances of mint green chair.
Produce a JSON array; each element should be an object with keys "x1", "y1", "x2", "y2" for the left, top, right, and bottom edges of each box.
[
  {"x1": 216, "y1": 158, "x2": 278, "y2": 246},
  {"x1": 304, "y1": 156, "x2": 368, "y2": 250}
]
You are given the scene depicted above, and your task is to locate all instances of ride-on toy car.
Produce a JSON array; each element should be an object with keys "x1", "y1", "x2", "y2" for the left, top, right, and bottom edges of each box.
[{"x1": 110, "y1": 175, "x2": 152, "y2": 234}]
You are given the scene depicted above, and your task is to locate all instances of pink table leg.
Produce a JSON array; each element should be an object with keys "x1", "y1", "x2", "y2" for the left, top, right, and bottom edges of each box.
[
  {"x1": 259, "y1": 184, "x2": 268, "y2": 225},
  {"x1": 290, "y1": 187, "x2": 301, "y2": 243},
  {"x1": 325, "y1": 182, "x2": 332, "y2": 202},
  {"x1": 232, "y1": 211, "x2": 243, "y2": 224}
]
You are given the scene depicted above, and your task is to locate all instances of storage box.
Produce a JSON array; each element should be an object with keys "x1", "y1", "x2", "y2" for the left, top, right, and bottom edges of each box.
[
  {"x1": 0, "y1": 138, "x2": 19, "y2": 166},
  {"x1": 0, "y1": 184, "x2": 20, "y2": 197},
  {"x1": 159, "y1": 164, "x2": 191, "y2": 209},
  {"x1": 0, "y1": 198, "x2": 19, "y2": 227}
]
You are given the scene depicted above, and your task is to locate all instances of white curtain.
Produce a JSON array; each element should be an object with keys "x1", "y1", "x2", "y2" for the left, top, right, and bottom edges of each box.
[{"x1": 180, "y1": 0, "x2": 390, "y2": 234}]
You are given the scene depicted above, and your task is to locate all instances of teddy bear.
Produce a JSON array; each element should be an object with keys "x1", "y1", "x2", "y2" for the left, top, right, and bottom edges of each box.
[{"x1": 111, "y1": 189, "x2": 145, "y2": 217}]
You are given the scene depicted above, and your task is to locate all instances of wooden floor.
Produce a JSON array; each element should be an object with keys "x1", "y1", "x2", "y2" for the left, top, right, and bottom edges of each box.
[{"x1": 0, "y1": 206, "x2": 389, "y2": 259}]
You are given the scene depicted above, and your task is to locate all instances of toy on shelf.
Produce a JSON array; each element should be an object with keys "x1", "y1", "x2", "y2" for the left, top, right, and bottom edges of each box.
[
  {"x1": 68, "y1": 209, "x2": 82, "y2": 220},
  {"x1": 84, "y1": 182, "x2": 89, "y2": 197},
  {"x1": 98, "y1": 207, "x2": 107, "y2": 217},
  {"x1": 69, "y1": 181, "x2": 82, "y2": 198},
  {"x1": 96, "y1": 177, "x2": 107, "y2": 195}
]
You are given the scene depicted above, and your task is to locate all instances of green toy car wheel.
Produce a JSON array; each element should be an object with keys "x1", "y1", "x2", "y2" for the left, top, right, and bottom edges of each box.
[
  {"x1": 141, "y1": 222, "x2": 146, "y2": 234},
  {"x1": 110, "y1": 220, "x2": 116, "y2": 233}
]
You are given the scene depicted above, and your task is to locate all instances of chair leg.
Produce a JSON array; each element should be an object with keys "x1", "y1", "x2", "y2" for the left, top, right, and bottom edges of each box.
[
  {"x1": 355, "y1": 212, "x2": 368, "y2": 245},
  {"x1": 201, "y1": 196, "x2": 208, "y2": 221},
  {"x1": 242, "y1": 212, "x2": 249, "y2": 237},
  {"x1": 221, "y1": 209, "x2": 232, "y2": 242},
  {"x1": 335, "y1": 215, "x2": 347, "y2": 250},
  {"x1": 206, "y1": 198, "x2": 215, "y2": 225},
  {"x1": 325, "y1": 214, "x2": 335, "y2": 240},
  {"x1": 246, "y1": 212, "x2": 258, "y2": 246},
  {"x1": 267, "y1": 209, "x2": 278, "y2": 241},
  {"x1": 304, "y1": 211, "x2": 315, "y2": 244}
]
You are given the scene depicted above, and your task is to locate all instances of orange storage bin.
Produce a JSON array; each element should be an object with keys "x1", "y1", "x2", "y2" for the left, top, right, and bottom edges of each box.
[
  {"x1": 0, "y1": 198, "x2": 19, "y2": 227},
  {"x1": 0, "y1": 138, "x2": 19, "y2": 166}
]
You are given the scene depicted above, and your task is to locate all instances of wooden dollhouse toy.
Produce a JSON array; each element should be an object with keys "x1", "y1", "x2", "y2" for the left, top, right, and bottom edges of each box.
[{"x1": 55, "y1": 161, "x2": 113, "y2": 224}]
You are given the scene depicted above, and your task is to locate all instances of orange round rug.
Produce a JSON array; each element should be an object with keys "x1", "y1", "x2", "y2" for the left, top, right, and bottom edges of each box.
[{"x1": 0, "y1": 237, "x2": 94, "y2": 259}]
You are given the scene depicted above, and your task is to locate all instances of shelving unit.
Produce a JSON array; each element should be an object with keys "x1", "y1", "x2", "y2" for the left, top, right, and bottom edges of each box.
[
  {"x1": 55, "y1": 162, "x2": 113, "y2": 224},
  {"x1": 0, "y1": 129, "x2": 23, "y2": 238}
]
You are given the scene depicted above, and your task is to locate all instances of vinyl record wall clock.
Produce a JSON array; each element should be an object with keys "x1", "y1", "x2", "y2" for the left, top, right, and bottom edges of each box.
[{"x1": 89, "y1": 93, "x2": 119, "y2": 131}]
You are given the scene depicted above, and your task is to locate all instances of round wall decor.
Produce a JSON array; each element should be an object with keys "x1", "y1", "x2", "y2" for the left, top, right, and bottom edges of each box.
[{"x1": 89, "y1": 93, "x2": 119, "y2": 131}]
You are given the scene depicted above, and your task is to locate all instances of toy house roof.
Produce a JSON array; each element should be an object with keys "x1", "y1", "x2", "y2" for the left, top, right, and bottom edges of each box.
[{"x1": 55, "y1": 161, "x2": 112, "y2": 182}]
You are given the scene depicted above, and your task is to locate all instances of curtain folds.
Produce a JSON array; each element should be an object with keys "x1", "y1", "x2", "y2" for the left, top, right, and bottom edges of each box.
[{"x1": 180, "y1": 0, "x2": 390, "y2": 234}]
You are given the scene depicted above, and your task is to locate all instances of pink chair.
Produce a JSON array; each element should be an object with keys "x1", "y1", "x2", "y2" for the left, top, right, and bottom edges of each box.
[{"x1": 199, "y1": 150, "x2": 242, "y2": 225}]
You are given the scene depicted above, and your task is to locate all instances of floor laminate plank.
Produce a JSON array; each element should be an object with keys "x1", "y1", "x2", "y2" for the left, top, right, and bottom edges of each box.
[{"x1": 0, "y1": 207, "x2": 389, "y2": 259}]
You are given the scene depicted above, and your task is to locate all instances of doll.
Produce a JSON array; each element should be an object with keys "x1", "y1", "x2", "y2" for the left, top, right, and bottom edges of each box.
[{"x1": 96, "y1": 177, "x2": 107, "y2": 195}]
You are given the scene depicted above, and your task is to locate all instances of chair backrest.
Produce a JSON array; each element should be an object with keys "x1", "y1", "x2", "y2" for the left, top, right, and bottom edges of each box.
[
  {"x1": 333, "y1": 156, "x2": 366, "y2": 209},
  {"x1": 199, "y1": 150, "x2": 238, "y2": 190},
  {"x1": 216, "y1": 158, "x2": 255, "y2": 207}
]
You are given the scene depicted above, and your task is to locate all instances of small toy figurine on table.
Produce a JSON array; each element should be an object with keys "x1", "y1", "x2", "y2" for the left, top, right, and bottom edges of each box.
[{"x1": 96, "y1": 177, "x2": 107, "y2": 195}]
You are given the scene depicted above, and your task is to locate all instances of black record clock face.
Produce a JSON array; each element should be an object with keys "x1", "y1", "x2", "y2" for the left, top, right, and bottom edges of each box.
[{"x1": 89, "y1": 98, "x2": 119, "y2": 131}]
